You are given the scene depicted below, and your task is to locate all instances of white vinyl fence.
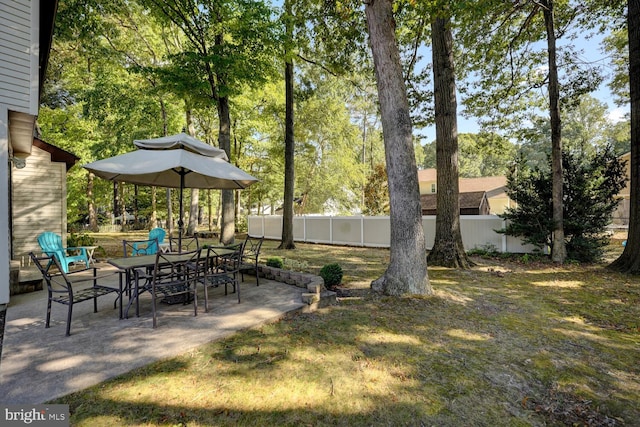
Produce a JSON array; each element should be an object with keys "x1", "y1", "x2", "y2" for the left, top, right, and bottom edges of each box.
[{"x1": 248, "y1": 215, "x2": 538, "y2": 253}]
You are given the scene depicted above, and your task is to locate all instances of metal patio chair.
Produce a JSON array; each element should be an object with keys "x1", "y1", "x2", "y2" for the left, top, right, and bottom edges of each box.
[
  {"x1": 198, "y1": 243, "x2": 244, "y2": 312},
  {"x1": 239, "y1": 235, "x2": 264, "y2": 286},
  {"x1": 30, "y1": 252, "x2": 120, "y2": 336},
  {"x1": 151, "y1": 249, "x2": 201, "y2": 328}
]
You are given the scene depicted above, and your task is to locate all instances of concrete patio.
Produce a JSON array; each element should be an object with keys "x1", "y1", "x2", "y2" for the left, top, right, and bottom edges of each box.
[{"x1": 0, "y1": 263, "x2": 310, "y2": 404}]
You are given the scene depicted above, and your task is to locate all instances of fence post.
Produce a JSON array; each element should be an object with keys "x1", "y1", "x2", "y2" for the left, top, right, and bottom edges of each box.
[
  {"x1": 502, "y1": 219, "x2": 507, "y2": 252},
  {"x1": 329, "y1": 216, "x2": 333, "y2": 244}
]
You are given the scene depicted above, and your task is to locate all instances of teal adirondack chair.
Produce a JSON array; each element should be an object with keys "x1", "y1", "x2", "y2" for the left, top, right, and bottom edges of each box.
[
  {"x1": 37, "y1": 232, "x2": 90, "y2": 273},
  {"x1": 132, "y1": 227, "x2": 166, "y2": 255}
]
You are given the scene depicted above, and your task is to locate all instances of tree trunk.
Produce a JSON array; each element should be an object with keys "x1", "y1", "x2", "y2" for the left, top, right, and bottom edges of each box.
[
  {"x1": 280, "y1": 0, "x2": 296, "y2": 250},
  {"x1": 119, "y1": 182, "x2": 127, "y2": 232},
  {"x1": 609, "y1": 0, "x2": 640, "y2": 272},
  {"x1": 166, "y1": 188, "x2": 173, "y2": 236},
  {"x1": 365, "y1": 0, "x2": 431, "y2": 296},
  {"x1": 134, "y1": 185, "x2": 139, "y2": 227},
  {"x1": 207, "y1": 190, "x2": 213, "y2": 231},
  {"x1": 427, "y1": 14, "x2": 472, "y2": 269},
  {"x1": 219, "y1": 95, "x2": 235, "y2": 245},
  {"x1": 161, "y1": 108, "x2": 169, "y2": 233},
  {"x1": 113, "y1": 181, "x2": 119, "y2": 225},
  {"x1": 188, "y1": 188, "x2": 199, "y2": 236},
  {"x1": 150, "y1": 187, "x2": 157, "y2": 229},
  {"x1": 543, "y1": 0, "x2": 566, "y2": 263},
  {"x1": 88, "y1": 173, "x2": 98, "y2": 232},
  {"x1": 186, "y1": 111, "x2": 199, "y2": 236}
]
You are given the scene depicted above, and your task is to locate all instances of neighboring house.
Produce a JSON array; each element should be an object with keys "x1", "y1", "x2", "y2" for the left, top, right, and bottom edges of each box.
[
  {"x1": 11, "y1": 137, "x2": 79, "y2": 264},
  {"x1": 420, "y1": 191, "x2": 490, "y2": 216},
  {"x1": 1, "y1": 0, "x2": 59, "y2": 306},
  {"x1": 418, "y1": 169, "x2": 511, "y2": 215}
]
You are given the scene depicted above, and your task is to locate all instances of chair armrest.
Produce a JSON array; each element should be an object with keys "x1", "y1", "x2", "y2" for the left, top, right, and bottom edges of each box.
[
  {"x1": 65, "y1": 246, "x2": 88, "y2": 256},
  {"x1": 64, "y1": 267, "x2": 121, "y2": 285}
]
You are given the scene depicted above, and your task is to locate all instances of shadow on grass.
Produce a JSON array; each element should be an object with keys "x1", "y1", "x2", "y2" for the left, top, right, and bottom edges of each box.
[
  {"x1": 53, "y1": 277, "x2": 640, "y2": 425},
  {"x1": 51, "y1": 240, "x2": 639, "y2": 425}
]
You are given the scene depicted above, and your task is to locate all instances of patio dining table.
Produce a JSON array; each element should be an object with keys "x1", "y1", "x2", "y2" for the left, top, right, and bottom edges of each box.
[{"x1": 108, "y1": 248, "x2": 235, "y2": 318}]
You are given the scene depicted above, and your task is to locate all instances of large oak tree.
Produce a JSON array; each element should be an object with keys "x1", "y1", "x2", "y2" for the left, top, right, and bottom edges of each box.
[
  {"x1": 427, "y1": 9, "x2": 472, "y2": 268},
  {"x1": 610, "y1": 0, "x2": 640, "y2": 272},
  {"x1": 365, "y1": 0, "x2": 431, "y2": 296}
]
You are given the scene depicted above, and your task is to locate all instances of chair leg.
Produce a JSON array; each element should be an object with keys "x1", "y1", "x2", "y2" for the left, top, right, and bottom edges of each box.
[
  {"x1": 192, "y1": 287, "x2": 198, "y2": 317},
  {"x1": 45, "y1": 297, "x2": 52, "y2": 329},
  {"x1": 66, "y1": 303, "x2": 73, "y2": 336},
  {"x1": 152, "y1": 286, "x2": 157, "y2": 329},
  {"x1": 204, "y1": 283, "x2": 209, "y2": 313},
  {"x1": 255, "y1": 265, "x2": 259, "y2": 286}
]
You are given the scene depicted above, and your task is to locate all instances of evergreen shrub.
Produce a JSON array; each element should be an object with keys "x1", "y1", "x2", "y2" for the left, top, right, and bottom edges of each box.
[{"x1": 320, "y1": 263, "x2": 343, "y2": 287}]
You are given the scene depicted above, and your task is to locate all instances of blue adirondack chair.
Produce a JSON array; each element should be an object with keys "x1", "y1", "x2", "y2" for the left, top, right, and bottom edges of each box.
[
  {"x1": 37, "y1": 232, "x2": 90, "y2": 273},
  {"x1": 132, "y1": 227, "x2": 166, "y2": 255}
]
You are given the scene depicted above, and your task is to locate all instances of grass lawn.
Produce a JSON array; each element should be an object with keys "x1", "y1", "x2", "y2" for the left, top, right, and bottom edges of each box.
[{"x1": 52, "y1": 232, "x2": 640, "y2": 426}]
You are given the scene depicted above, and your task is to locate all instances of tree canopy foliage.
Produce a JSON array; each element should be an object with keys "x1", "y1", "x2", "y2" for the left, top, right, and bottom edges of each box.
[{"x1": 38, "y1": 0, "x2": 632, "y2": 267}]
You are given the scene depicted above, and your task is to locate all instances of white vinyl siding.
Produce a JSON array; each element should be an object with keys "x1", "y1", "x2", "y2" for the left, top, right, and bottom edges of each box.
[{"x1": 0, "y1": 0, "x2": 39, "y2": 114}]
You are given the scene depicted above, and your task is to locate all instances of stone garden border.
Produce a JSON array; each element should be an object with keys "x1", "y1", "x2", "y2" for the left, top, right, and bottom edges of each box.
[{"x1": 255, "y1": 264, "x2": 337, "y2": 311}]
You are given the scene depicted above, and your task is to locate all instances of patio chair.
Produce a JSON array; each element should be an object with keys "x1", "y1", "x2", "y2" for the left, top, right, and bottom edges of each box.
[
  {"x1": 239, "y1": 235, "x2": 264, "y2": 286},
  {"x1": 132, "y1": 227, "x2": 166, "y2": 255},
  {"x1": 197, "y1": 243, "x2": 244, "y2": 312},
  {"x1": 29, "y1": 252, "x2": 120, "y2": 336},
  {"x1": 37, "y1": 231, "x2": 90, "y2": 273},
  {"x1": 122, "y1": 238, "x2": 160, "y2": 318},
  {"x1": 169, "y1": 234, "x2": 199, "y2": 253},
  {"x1": 151, "y1": 249, "x2": 201, "y2": 328},
  {"x1": 123, "y1": 237, "x2": 161, "y2": 257}
]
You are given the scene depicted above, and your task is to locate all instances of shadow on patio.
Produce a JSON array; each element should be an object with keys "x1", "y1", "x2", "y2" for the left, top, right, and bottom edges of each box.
[{"x1": 0, "y1": 263, "x2": 306, "y2": 404}]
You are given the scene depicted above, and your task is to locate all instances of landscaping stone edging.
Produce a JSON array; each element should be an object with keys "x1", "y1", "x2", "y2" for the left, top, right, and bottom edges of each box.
[{"x1": 254, "y1": 264, "x2": 337, "y2": 311}]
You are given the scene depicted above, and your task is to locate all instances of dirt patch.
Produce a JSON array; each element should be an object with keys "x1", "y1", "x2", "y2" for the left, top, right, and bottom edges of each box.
[{"x1": 524, "y1": 388, "x2": 619, "y2": 426}]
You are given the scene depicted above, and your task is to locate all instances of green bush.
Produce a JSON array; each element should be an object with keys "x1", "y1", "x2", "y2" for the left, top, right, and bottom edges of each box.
[
  {"x1": 499, "y1": 147, "x2": 626, "y2": 262},
  {"x1": 320, "y1": 263, "x2": 343, "y2": 287},
  {"x1": 266, "y1": 256, "x2": 284, "y2": 269}
]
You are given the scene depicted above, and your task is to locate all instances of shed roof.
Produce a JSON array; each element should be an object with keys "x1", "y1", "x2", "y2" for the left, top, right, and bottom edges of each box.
[
  {"x1": 420, "y1": 191, "x2": 488, "y2": 211},
  {"x1": 418, "y1": 169, "x2": 507, "y2": 197},
  {"x1": 33, "y1": 137, "x2": 80, "y2": 171}
]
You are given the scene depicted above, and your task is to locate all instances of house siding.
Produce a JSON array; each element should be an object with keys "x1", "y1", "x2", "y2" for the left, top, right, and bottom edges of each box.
[
  {"x1": 1, "y1": 105, "x2": 10, "y2": 304},
  {"x1": 0, "y1": 0, "x2": 39, "y2": 114},
  {"x1": 11, "y1": 145, "x2": 67, "y2": 263}
]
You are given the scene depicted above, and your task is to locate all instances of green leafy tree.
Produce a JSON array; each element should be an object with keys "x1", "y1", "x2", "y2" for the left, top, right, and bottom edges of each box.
[
  {"x1": 142, "y1": 0, "x2": 280, "y2": 244},
  {"x1": 501, "y1": 147, "x2": 626, "y2": 262},
  {"x1": 363, "y1": 164, "x2": 389, "y2": 215},
  {"x1": 603, "y1": 24, "x2": 630, "y2": 106},
  {"x1": 460, "y1": 0, "x2": 612, "y2": 263},
  {"x1": 519, "y1": 95, "x2": 629, "y2": 171},
  {"x1": 293, "y1": 71, "x2": 364, "y2": 214},
  {"x1": 41, "y1": 0, "x2": 185, "y2": 231},
  {"x1": 422, "y1": 132, "x2": 516, "y2": 177}
]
